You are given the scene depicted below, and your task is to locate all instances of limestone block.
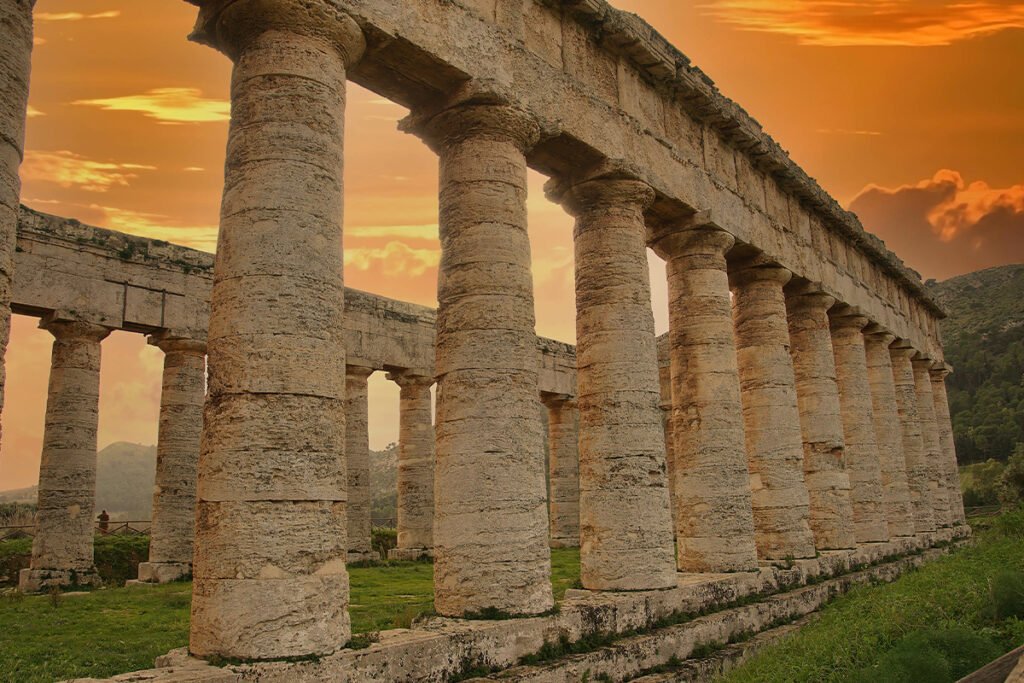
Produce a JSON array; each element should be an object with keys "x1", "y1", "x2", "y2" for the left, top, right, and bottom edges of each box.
[
  {"x1": 864, "y1": 329, "x2": 916, "y2": 538},
  {"x1": 830, "y1": 309, "x2": 890, "y2": 544},
  {"x1": 560, "y1": 177, "x2": 677, "y2": 590},
  {"x1": 651, "y1": 224, "x2": 758, "y2": 573},
  {"x1": 785, "y1": 288, "x2": 857, "y2": 551},
  {"x1": 730, "y1": 262, "x2": 816, "y2": 561}
]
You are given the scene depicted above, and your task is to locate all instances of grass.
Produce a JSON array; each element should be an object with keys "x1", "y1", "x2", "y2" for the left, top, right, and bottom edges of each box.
[
  {"x1": 0, "y1": 547, "x2": 581, "y2": 682},
  {"x1": 718, "y1": 510, "x2": 1024, "y2": 683}
]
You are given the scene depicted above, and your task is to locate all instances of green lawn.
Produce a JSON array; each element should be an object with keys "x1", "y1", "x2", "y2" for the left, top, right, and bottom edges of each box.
[
  {"x1": 719, "y1": 511, "x2": 1024, "y2": 683},
  {"x1": 0, "y1": 548, "x2": 581, "y2": 683}
]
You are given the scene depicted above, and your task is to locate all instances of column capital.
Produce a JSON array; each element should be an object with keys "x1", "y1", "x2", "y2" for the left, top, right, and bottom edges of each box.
[
  {"x1": 911, "y1": 352, "x2": 935, "y2": 370},
  {"x1": 188, "y1": 0, "x2": 366, "y2": 65},
  {"x1": 785, "y1": 282, "x2": 836, "y2": 317},
  {"x1": 403, "y1": 98, "x2": 541, "y2": 155},
  {"x1": 648, "y1": 214, "x2": 735, "y2": 260},
  {"x1": 387, "y1": 370, "x2": 434, "y2": 390},
  {"x1": 829, "y1": 304, "x2": 870, "y2": 331},
  {"x1": 863, "y1": 323, "x2": 896, "y2": 346},
  {"x1": 728, "y1": 257, "x2": 792, "y2": 289},
  {"x1": 929, "y1": 363, "x2": 952, "y2": 380},
  {"x1": 553, "y1": 177, "x2": 655, "y2": 218},
  {"x1": 888, "y1": 340, "x2": 917, "y2": 360},
  {"x1": 148, "y1": 332, "x2": 206, "y2": 356},
  {"x1": 541, "y1": 392, "x2": 576, "y2": 409},
  {"x1": 40, "y1": 317, "x2": 110, "y2": 343},
  {"x1": 345, "y1": 365, "x2": 375, "y2": 380}
]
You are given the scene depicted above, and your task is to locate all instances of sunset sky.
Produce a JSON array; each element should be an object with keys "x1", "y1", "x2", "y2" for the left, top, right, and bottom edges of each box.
[{"x1": 1, "y1": 0, "x2": 1022, "y2": 491}]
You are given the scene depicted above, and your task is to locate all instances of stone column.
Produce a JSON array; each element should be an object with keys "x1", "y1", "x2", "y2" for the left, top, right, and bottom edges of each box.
[
  {"x1": 650, "y1": 223, "x2": 758, "y2": 572},
  {"x1": 388, "y1": 372, "x2": 435, "y2": 560},
  {"x1": 913, "y1": 355, "x2": 952, "y2": 527},
  {"x1": 137, "y1": 334, "x2": 206, "y2": 584},
  {"x1": 785, "y1": 287, "x2": 857, "y2": 551},
  {"x1": 0, "y1": 0, "x2": 34, "y2": 449},
  {"x1": 345, "y1": 366, "x2": 373, "y2": 562},
  {"x1": 930, "y1": 364, "x2": 966, "y2": 525},
  {"x1": 416, "y1": 100, "x2": 552, "y2": 616},
  {"x1": 542, "y1": 394, "x2": 580, "y2": 549},
  {"x1": 552, "y1": 177, "x2": 676, "y2": 590},
  {"x1": 19, "y1": 319, "x2": 109, "y2": 592},
  {"x1": 830, "y1": 308, "x2": 889, "y2": 544},
  {"x1": 890, "y1": 344, "x2": 936, "y2": 533},
  {"x1": 864, "y1": 328, "x2": 915, "y2": 538},
  {"x1": 729, "y1": 260, "x2": 816, "y2": 561},
  {"x1": 186, "y1": 0, "x2": 364, "y2": 660}
]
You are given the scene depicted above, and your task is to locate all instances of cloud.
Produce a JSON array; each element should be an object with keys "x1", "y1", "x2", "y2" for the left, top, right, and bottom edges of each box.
[
  {"x1": 850, "y1": 170, "x2": 1024, "y2": 280},
  {"x1": 703, "y1": 1, "x2": 1024, "y2": 46},
  {"x1": 347, "y1": 223, "x2": 438, "y2": 240},
  {"x1": 74, "y1": 88, "x2": 230, "y2": 124},
  {"x1": 21, "y1": 150, "x2": 156, "y2": 192},
  {"x1": 26, "y1": 106, "x2": 45, "y2": 118},
  {"x1": 35, "y1": 10, "x2": 120, "y2": 22},
  {"x1": 87, "y1": 204, "x2": 219, "y2": 252},
  {"x1": 345, "y1": 241, "x2": 440, "y2": 277},
  {"x1": 816, "y1": 128, "x2": 882, "y2": 136}
]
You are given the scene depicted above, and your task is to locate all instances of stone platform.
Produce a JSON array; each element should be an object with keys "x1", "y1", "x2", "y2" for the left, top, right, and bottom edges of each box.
[
  {"x1": 19, "y1": 567, "x2": 102, "y2": 593},
  {"x1": 68, "y1": 527, "x2": 966, "y2": 683}
]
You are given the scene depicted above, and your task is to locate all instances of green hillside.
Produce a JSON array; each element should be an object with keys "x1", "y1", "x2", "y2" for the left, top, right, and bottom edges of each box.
[{"x1": 928, "y1": 264, "x2": 1024, "y2": 464}]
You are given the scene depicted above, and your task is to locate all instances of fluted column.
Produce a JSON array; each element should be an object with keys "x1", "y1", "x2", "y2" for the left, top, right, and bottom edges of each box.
[
  {"x1": 785, "y1": 287, "x2": 857, "y2": 551},
  {"x1": 137, "y1": 334, "x2": 206, "y2": 584},
  {"x1": 864, "y1": 328, "x2": 915, "y2": 538},
  {"x1": 0, "y1": 0, "x2": 34, "y2": 451},
  {"x1": 913, "y1": 355, "x2": 952, "y2": 527},
  {"x1": 556, "y1": 177, "x2": 676, "y2": 590},
  {"x1": 542, "y1": 394, "x2": 580, "y2": 549},
  {"x1": 930, "y1": 364, "x2": 966, "y2": 525},
  {"x1": 187, "y1": 0, "x2": 364, "y2": 659},
  {"x1": 346, "y1": 366, "x2": 373, "y2": 562},
  {"x1": 890, "y1": 344, "x2": 936, "y2": 533},
  {"x1": 730, "y1": 261, "x2": 816, "y2": 561},
  {"x1": 830, "y1": 308, "x2": 889, "y2": 544},
  {"x1": 388, "y1": 372, "x2": 435, "y2": 560},
  {"x1": 413, "y1": 100, "x2": 552, "y2": 616},
  {"x1": 651, "y1": 224, "x2": 757, "y2": 572},
  {"x1": 19, "y1": 319, "x2": 109, "y2": 592}
]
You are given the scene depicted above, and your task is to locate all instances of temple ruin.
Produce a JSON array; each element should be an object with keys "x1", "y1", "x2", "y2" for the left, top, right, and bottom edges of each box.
[{"x1": 0, "y1": 0, "x2": 968, "y2": 680}]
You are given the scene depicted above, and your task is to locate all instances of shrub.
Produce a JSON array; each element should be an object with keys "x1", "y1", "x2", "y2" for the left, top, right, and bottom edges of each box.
[
  {"x1": 961, "y1": 460, "x2": 1005, "y2": 507},
  {"x1": 846, "y1": 627, "x2": 1000, "y2": 683},
  {"x1": 987, "y1": 570, "x2": 1024, "y2": 621},
  {"x1": 998, "y1": 450, "x2": 1024, "y2": 506},
  {"x1": 992, "y1": 507, "x2": 1024, "y2": 539},
  {"x1": 372, "y1": 527, "x2": 397, "y2": 558},
  {"x1": 94, "y1": 535, "x2": 149, "y2": 586}
]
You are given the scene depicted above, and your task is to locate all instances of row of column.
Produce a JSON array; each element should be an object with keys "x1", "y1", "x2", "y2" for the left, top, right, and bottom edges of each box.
[{"x1": 177, "y1": 0, "x2": 962, "y2": 662}]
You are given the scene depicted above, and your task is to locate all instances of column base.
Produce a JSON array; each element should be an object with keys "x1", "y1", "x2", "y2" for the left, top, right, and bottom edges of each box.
[
  {"x1": 131, "y1": 562, "x2": 192, "y2": 584},
  {"x1": 388, "y1": 547, "x2": 433, "y2": 561},
  {"x1": 346, "y1": 551, "x2": 379, "y2": 564},
  {"x1": 19, "y1": 567, "x2": 102, "y2": 593}
]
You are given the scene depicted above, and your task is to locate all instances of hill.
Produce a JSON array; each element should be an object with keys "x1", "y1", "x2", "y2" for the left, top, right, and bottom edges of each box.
[
  {"x1": 928, "y1": 264, "x2": 1024, "y2": 464},
  {"x1": 370, "y1": 443, "x2": 398, "y2": 525}
]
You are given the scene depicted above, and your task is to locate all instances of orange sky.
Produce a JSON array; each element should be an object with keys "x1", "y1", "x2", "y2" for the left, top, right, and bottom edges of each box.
[{"x1": 1, "y1": 0, "x2": 1022, "y2": 491}]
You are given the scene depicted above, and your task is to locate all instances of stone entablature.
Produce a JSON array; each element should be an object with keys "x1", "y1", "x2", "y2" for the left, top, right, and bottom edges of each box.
[
  {"x1": 331, "y1": 0, "x2": 944, "y2": 359},
  {"x1": 12, "y1": 206, "x2": 578, "y2": 391}
]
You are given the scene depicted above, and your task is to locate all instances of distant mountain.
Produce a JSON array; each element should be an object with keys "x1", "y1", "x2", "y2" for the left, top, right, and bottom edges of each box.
[
  {"x1": 370, "y1": 443, "x2": 398, "y2": 526},
  {"x1": 928, "y1": 264, "x2": 1024, "y2": 464},
  {"x1": 0, "y1": 442, "x2": 156, "y2": 520}
]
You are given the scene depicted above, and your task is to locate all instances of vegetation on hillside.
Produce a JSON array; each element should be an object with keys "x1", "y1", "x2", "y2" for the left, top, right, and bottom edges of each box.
[
  {"x1": 929, "y1": 264, "x2": 1024, "y2": 464},
  {"x1": 961, "y1": 449, "x2": 1024, "y2": 507},
  {"x1": 720, "y1": 509, "x2": 1024, "y2": 683},
  {"x1": 370, "y1": 443, "x2": 398, "y2": 524}
]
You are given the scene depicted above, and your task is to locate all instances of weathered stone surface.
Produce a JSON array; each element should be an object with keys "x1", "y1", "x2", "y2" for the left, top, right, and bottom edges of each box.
[
  {"x1": 418, "y1": 100, "x2": 552, "y2": 616},
  {"x1": 864, "y1": 328, "x2": 916, "y2": 538},
  {"x1": 890, "y1": 345, "x2": 936, "y2": 533},
  {"x1": 913, "y1": 355, "x2": 953, "y2": 528},
  {"x1": 20, "y1": 318, "x2": 109, "y2": 592},
  {"x1": 388, "y1": 371, "x2": 435, "y2": 559},
  {"x1": 138, "y1": 335, "x2": 206, "y2": 583},
  {"x1": 651, "y1": 224, "x2": 758, "y2": 572},
  {"x1": 830, "y1": 309, "x2": 889, "y2": 544},
  {"x1": 785, "y1": 287, "x2": 857, "y2": 551},
  {"x1": 541, "y1": 393, "x2": 581, "y2": 549},
  {"x1": 345, "y1": 366, "x2": 374, "y2": 562},
  {"x1": 730, "y1": 261, "x2": 816, "y2": 561},
  {"x1": 187, "y1": 0, "x2": 365, "y2": 659},
  {"x1": 930, "y1": 365, "x2": 967, "y2": 525},
  {"x1": 558, "y1": 177, "x2": 677, "y2": 590}
]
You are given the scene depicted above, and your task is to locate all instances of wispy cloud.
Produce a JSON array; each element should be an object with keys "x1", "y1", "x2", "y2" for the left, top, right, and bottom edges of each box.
[
  {"x1": 88, "y1": 204, "x2": 218, "y2": 252},
  {"x1": 345, "y1": 242, "x2": 440, "y2": 277},
  {"x1": 347, "y1": 224, "x2": 438, "y2": 240},
  {"x1": 703, "y1": 1, "x2": 1024, "y2": 46},
  {"x1": 26, "y1": 106, "x2": 45, "y2": 118},
  {"x1": 36, "y1": 10, "x2": 120, "y2": 22},
  {"x1": 74, "y1": 88, "x2": 230, "y2": 124},
  {"x1": 816, "y1": 128, "x2": 882, "y2": 136},
  {"x1": 21, "y1": 150, "x2": 156, "y2": 192}
]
